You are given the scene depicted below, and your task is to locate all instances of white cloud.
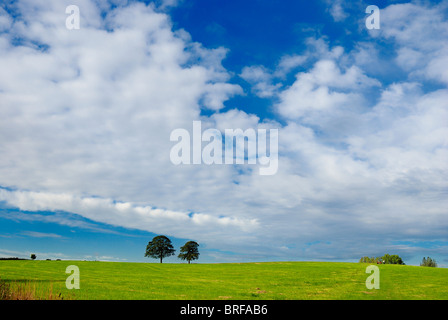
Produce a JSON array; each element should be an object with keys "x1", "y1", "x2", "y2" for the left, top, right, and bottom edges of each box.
[
  {"x1": 21, "y1": 231, "x2": 64, "y2": 238},
  {"x1": 380, "y1": 1, "x2": 448, "y2": 85},
  {"x1": 275, "y1": 54, "x2": 308, "y2": 77},
  {"x1": 0, "y1": 188, "x2": 259, "y2": 247},
  {"x1": 240, "y1": 65, "x2": 282, "y2": 98},
  {"x1": 157, "y1": 0, "x2": 182, "y2": 10},
  {"x1": 327, "y1": 0, "x2": 348, "y2": 22},
  {"x1": 276, "y1": 58, "x2": 380, "y2": 125},
  {"x1": 0, "y1": 7, "x2": 13, "y2": 32},
  {"x1": 239, "y1": 38, "x2": 348, "y2": 99},
  {"x1": 202, "y1": 82, "x2": 243, "y2": 110},
  {"x1": 0, "y1": 0, "x2": 447, "y2": 263},
  {"x1": 0, "y1": 0, "x2": 242, "y2": 199}
]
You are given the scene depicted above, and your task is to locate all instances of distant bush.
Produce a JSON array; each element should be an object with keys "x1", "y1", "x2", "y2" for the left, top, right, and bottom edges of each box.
[
  {"x1": 359, "y1": 256, "x2": 382, "y2": 263},
  {"x1": 359, "y1": 254, "x2": 405, "y2": 265},
  {"x1": 382, "y1": 254, "x2": 405, "y2": 265},
  {"x1": 0, "y1": 257, "x2": 27, "y2": 260},
  {"x1": 420, "y1": 257, "x2": 437, "y2": 267}
]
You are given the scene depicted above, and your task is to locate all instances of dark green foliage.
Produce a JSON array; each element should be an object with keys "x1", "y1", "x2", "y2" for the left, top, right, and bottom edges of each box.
[
  {"x1": 420, "y1": 257, "x2": 437, "y2": 267},
  {"x1": 359, "y1": 256, "x2": 382, "y2": 263},
  {"x1": 145, "y1": 235, "x2": 175, "y2": 263},
  {"x1": 30, "y1": 254, "x2": 36, "y2": 260},
  {"x1": 359, "y1": 254, "x2": 405, "y2": 265},
  {"x1": 382, "y1": 254, "x2": 404, "y2": 265},
  {"x1": 178, "y1": 241, "x2": 200, "y2": 264}
]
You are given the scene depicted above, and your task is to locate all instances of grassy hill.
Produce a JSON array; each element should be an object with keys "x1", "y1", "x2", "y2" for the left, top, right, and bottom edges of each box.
[{"x1": 1, "y1": 260, "x2": 447, "y2": 300}]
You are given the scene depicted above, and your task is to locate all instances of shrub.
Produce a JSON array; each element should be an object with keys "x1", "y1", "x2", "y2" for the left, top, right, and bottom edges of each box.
[
  {"x1": 382, "y1": 254, "x2": 404, "y2": 265},
  {"x1": 420, "y1": 257, "x2": 437, "y2": 267},
  {"x1": 359, "y1": 254, "x2": 405, "y2": 264},
  {"x1": 359, "y1": 256, "x2": 382, "y2": 263}
]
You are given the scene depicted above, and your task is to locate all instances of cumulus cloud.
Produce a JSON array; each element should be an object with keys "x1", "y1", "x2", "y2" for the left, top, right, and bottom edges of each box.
[
  {"x1": 239, "y1": 38, "x2": 348, "y2": 100},
  {"x1": 0, "y1": 0, "x2": 447, "y2": 263},
  {"x1": 379, "y1": 1, "x2": 448, "y2": 85},
  {"x1": 275, "y1": 54, "x2": 308, "y2": 77},
  {"x1": 276, "y1": 58, "x2": 380, "y2": 132},
  {"x1": 240, "y1": 65, "x2": 282, "y2": 98},
  {"x1": 0, "y1": 0, "x2": 241, "y2": 199},
  {"x1": 326, "y1": 0, "x2": 348, "y2": 22}
]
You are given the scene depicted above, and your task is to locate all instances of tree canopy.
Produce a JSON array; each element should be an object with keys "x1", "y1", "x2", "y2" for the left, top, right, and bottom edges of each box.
[
  {"x1": 382, "y1": 254, "x2": 404, "y2": 265},
  {"x1": 359, "y1": 254, "x2": 405, "y2": 265},
  {"x1": 178, "y1": 241, "x2": 200, "y2": 264},
  {"x1": 420, "y1": 257, "x2": 437, "y2": 267},
  {"x1": 145, "y1": 235, "x2": 175, "y2": 263}
]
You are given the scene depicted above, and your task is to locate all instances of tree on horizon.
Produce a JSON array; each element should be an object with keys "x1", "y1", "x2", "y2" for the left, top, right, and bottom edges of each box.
[
  {"x1": 420, "y1": 256, "x2": 437, "y2": 267},
  {"x1": 145, "y1": 235, "x2": 175, "y2": 263},
  {"x1": 178, "y1": 241, "x2": 200, "y2": 264}
]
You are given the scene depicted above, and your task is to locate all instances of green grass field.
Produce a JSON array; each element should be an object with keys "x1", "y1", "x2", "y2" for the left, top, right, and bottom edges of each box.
[{"x1": 1, "y1": 260, "x2": 447, "y2": 300}]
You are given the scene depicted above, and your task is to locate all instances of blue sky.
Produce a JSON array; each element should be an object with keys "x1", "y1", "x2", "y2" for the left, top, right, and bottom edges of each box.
[{"x1": 0, "y1": 0, "x2": 447, "y2": 266}]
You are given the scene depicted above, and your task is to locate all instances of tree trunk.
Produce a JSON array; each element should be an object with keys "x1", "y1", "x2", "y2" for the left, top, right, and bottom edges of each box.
[
  {"x1": 188, "y1": 260, "x2": 190, "y2": 264},
  {"x1": 160, "y1": 256, "x2": 162, "y2": 263}
]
